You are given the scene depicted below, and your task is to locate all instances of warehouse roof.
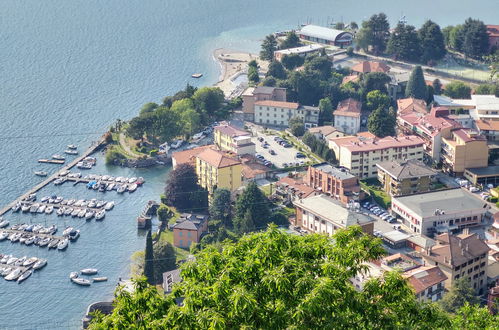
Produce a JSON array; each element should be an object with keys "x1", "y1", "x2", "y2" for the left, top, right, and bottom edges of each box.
[{"x1": 299, "y1": 25, "x2": 352, "y2": 42}]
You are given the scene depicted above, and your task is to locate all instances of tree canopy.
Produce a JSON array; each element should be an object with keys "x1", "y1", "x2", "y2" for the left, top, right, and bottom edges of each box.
[
  {"x1": 440, "y1": 277, "x2": 480, "y2": 313},
  {"x1": 234, "y1": 181, "x2": 270, "y2": 233},
  {"x1": 144, "y1": 230, "x2": 154, "y2": 285},
  {"x1": 281, "y1": 53, "x2": 304, "y2": 70},
  {"x1": 164, "y1": 164, "x2": 208, "y2": 212},
  {"x1": 444, "y1": 81, "x2": 472, "y2": 99},
  {"x1": 366, "y1": 90, "x2": 391, "y2": 111},
  {"x1": 356, "y1": 13, "x2": 390, "y2": 54},
  {"x1": 368, "y1": 107, "x2": 396, "y2": 138},
  {"x1": 419, "y1": 20, "x2": 447, "y2": 63},
  {"x1": 289, "y1": 116, "x2": 305, "y2": 137},
  {"x1": 405, "y1": 66, "x2": 428, "y2": 100},
  {"x1": 209, "y1": 188, "x2": 233, "y2": 228},
  {"x1": 386, "y1": 23, "x2": 421, "y2": 62},
  {"x1": 260, "y1": 34, "x2": 278, "y2": 61},
  {"x1": 280, "y1": 31, "x2": 300, "y2": 49},
  {"x1": 266, "y1": 60, "x2": 287, "y2": 80}
]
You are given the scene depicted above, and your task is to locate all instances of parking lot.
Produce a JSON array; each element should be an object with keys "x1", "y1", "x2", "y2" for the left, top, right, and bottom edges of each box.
[{"x1": 252, "y1": 132, "x2": 312, "y2": 169}]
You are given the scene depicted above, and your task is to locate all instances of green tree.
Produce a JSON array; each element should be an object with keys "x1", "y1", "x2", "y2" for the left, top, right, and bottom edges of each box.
[
  {"x1": 144, "y1": 230, "x2": 154, "y2": 285},
  {"x1": 304, "y1": 55, "x2": 332, "y2": 80},
  {"x1": 427, "y1": 85, "x2": 435, "y2": 104},
  {"x1": 126, "y1": 112, "x2": 156, "y2": 140},
  {"x1": 139, "y1": 102, "x2": 159, "y2": 116},
  {"x1": 475, "y1": 83, "x2": 499, "y2": 96},
  {"x1": 366, "y1": 90, "x2": 391, "y2": 111},
  {"x1": 152, "y1": 238, "x2": 177, "y2": 284},
  {"x1": 157, "y1": 204, "x2": 173, "y2": 223},
  {"x1": 485, "y1": 52, "x2": 499, "y2": 80},
  {"x1": 281, "y1": 54, "x2": 305, "y2": 70},
  {"x1": 164, "y1": 164, "x2": 208, "y2": 212},
  {"x1": 386, "y1": 23, "x2": 421, "y2": 62},
  {"x1": 451, "y1": 303, "x2": 499, "y2": 328},
  {"x1": 419, "y1": 20, "x2": 446, "y2": 63},
  {"x1": 260, "y1": 34, "x2": 278, "y2": 61},
  {"x1": 461, "y1": 18, "x2": 490, "y2": 58},
  {"x1": 356, "y1": 13, "x2": 390, "y2": 54},
  {"x1": 449, "y1": 25, "x2": 465, "y2": 51},
  {"x1": 323, "y1": 148, "x2": 336, "y2": 163},
  {"x1": 433, "y1": 79, "x2": 443, "y2": 95},
  {"x1": 361, "y1": 72, "x2": 391, "y2": 95},
  {"x1": 153, "y1": 106, "x2": 182, "y2": 143},
  {"x1": 368, "y1": 107, "x2": 396, "y2": 137},
  {"x1": 192, "y1": 87, "x2": 225, "y2": 118},
  {"x1": 444, "y1": 81, "x2": 472, "y2": 99},
  {"x1": 248, "y1": 64, "x2": 260, "y2": 84},
  {"x1": 405, "y1": 66, "x2": 428, "y2": 100},
  {"x1": 440, "y1": 277, "x2": 480, "y2": 313},
  {"x1": 349, "y1": 21, "x2": 358, "y2": 30},
  {"x1": 334, "y1": 22, "x2": 345, "y2": 30},
  {"x1": 209, "y1": 188, "x2": 232, "y2": 228},
  {"x1": 280, "y1": 31, "x2": 300, "y2": 49},
  {"x1": 234, "y1": 181, "x2": 270, "y2": 232},
  {"x1": 261, "y1": 76, "x2": 277, "y2": 87},
  {"x1": 266, "y1": 61, "x2": 287, "y2": 80},
  {"x1": 318, "y1": 97, "x2": 333, "y2": 125},
  {"x1": 442, "y1": 25, "x2": 454, "y2": 48},
  {"x1": 289, "y1": 116, "x2": 305, "y2": 137},
  {"x1": 236, "y1": 209, "x2": 256, "y2": 234}
]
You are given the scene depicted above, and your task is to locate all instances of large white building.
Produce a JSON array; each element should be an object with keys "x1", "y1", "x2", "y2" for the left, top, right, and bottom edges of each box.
[
  {"x1": 254, "y1": 100, "x2": 319, "y2": 128},
  {"x1": 434, "y1": 94, "x2": 499, "y2": 121},
  {"x1": 333, "y1": 98, "x2": 361, "y2": 134},
  {"x1": 298, "y1": 25, "x2": 353, "y2": 47}
]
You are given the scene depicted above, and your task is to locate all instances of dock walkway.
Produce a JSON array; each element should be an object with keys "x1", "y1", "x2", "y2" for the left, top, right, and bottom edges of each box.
[{"x1": 0, "y1": 137, "x2": 106, "y2": 217}]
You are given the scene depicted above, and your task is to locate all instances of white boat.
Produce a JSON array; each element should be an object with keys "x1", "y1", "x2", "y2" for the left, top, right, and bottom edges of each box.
[
  {"x1": 0, "y1": 219, "x2": 9, "y2": 228},
  {"x1": 95, "y1": 210, "x2": 106, "y2": 221},
  {"x1": 0, "y1": 232, "x2": 9, "y2": 241},
  {"x1": 106, "y1": 183, "x2": 115, "y2": 191},
  {"x1": 104, "y1": 201, "x2": 114, "y2": 210},
  {"x1": 107, "y1": 176, "x2": 115, "y2": 181},
  {"x1": 87, "y1": 201, "x2": 96, "y2": 208},
  {"x1": 15, "y1": 256, "x2": 27, "y2": 266},
  {"x1": 37, "y1": 205, "x2": 46, "y2": 213},
  {"x1": 54, "y1": 196, "x2": 63, "y2": 204},
  {"x1": 78, "y1": 209, "x2": 86, "y2": 218},
  {"x1": 117, "y1": 184, "x2": 126, "y2": 194},
  {"x1": 71, "y1": 209, "x2": 80, "y2": 217},
  {"x1": 45, "y1": 205, "x2": 54, "y2": 214},
  {"x1": 1, "y1": 267, "x2": 13, "y2": 277},
  {"x1": 32, "y1": 224, "x2": 43, "y2": 233},
  {"x1": 71, "y1": 277, "x2": 91, "y2": 286},
  {"x1": 57, "y1": 238, "x2": 69, "y2": 250},
  {"x1": 68, "y1": 229, "x2": 80, "y2": 241},
  {"x1": 62, "y1": 227, "x2": 74, "y2": 236},
  {"x1": 30, "y1": 204, "x2": 39, "y2": 213},
  {"x1": 10, "y1": 233, "x2": 21, "y2": 243},
  {"x1": 17, "y1": 270, "x2": 33, "y2": 283},
  {"x1": 59, "y1": 170, "x2": 69, "y2": 176},
  {"x1": 48, "y1": 238, "x2": 59, "y2": 249},
  {"x1": 52, "y1": 154, "x2": 65, "y2": 161},
  {"x1": 67, "y1": 144, "x2": 77, "y2": 150},
  {"x1": 128, "y1": 177, "x2": 138, "y2": 184},
  {"x1": 38, "y1": 237, "x2": 51, "y2": 247},
  {"x1": 64, "y1": 149, "x2": 78, "y2": 155},
  {"x1": 128, "y1": 183, "x2": 138, "y2": 193},
  {"x1": 102, "y1": 175, "x2": 109, "y2": 181},
  {"x1": 21, "y1": 204, "x2": 30, "y2": 212},
  {"x1": 85, "y1": 211, "x2": 94, "y2": 220},
  {"x1": 64, "y1": 208, "x2": 73, "y2": 216},
  {"x1": 23, "y1": 257, "x2": 38, "y2": 267},
  {"x1": 81, "y1": 268, "x2": 98, "y2": 275},
  {"x1": 5, "y1": 268, "x2": 23, "y2": 281},
  {"x1": 92, "y1": 277, "x2": 108, "y2": 282},
  {"x1": 32, "y1": 259, "x2": 47, "y2": 270},
  {"x1": 12, "y1": 203, "x2": 21, "y2": 212},
  {"x1": 96, "y1": 201, "x2": 105, "y2": 208},
  {"x1": 34, "y1": 171, "x2": 48, "y2": 177},
  {"x1": 70, "y1": 271, "x2": 79, "y2": 279},
  {"x1": 67, "y1": 199, "x2": 76, "y2": 206},
  {"x1": 24, "y1": 236, "x2": 36, "y2": 245},
  {"x1": 0, "y1": 254, "x2": 11, "y2": 263},
  {"x1": 6, "y1": 257, "x2": 18, "y2": 265},
  {"x1": 57, "y1": 207, "x2": 65, "y2": 216}
]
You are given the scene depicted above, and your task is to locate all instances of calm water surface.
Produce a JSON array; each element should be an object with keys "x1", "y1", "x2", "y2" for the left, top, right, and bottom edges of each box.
[{"x1": 0, "y1": 0, "x2": 497, "y2": 328}]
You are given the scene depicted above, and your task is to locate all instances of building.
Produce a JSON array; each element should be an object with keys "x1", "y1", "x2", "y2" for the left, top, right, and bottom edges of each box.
[
  {"x1": 486, "y1": 25, "x2": 499, "y2": 51},
  {"x1": 488, "y1": 285, "x2": 499, "y2": 314},
  {"x1": 376, "y1": 160, "x2": 436, "y2": 196},
  {"x1": 391, "y1": 188, "x2": 489, "y2": 236},
  {"x1": 195, "y1": 148, "x2": 242, "y2": 194},
  {"x1": 307, "y1": 125, "x2": 346, "y2": 140},
  {"x1": 173, "y1": 213, "x2": 209, "y2": 248},
  {"x1": 305, "y1": 163, "x2": 361, "y2": 204},
  {"x1": 329, "y1": 134, "x2": 424, "y2": 179},
  {"x1": 242, "y1": 86, "x2": 287, "y2": 121},
  {"x1": 240, "y1": 155, "x2": 271, "y2": 182},
  {"x1": 420, "y1": 231, "x2": 490, "y2": 295},
  {"x1": 214, "y1": 124, "x2": 255, "y2": 155},
  {"x1": 273, "y1": 44, "x2": 325, "y2": 61},
  {"x1": 171, "y1": 145, "x2": 212, "y2": 169},
  {"x1": 298, "y1": 25, "x2": 353, "y2": 47},
  {"x1": 162, "y1": 268, "x2": 181, "y2": 293},
  {"x1": 475, "y1": 119, "x2": 499, "y2": 142},
  {"x1": 293, "y1": 194, "x2": 374, "y2": 235},
  {"x1": 342, "y1": 74, "x2": 359, "y2": 85},
  {"x1": 397, "y1": 98, "x2": 427, "y2": 116},
  {"x1": 388, "y1": 71, "x2": 411, "y2": 100},
  {"x1": 351, "y1": 61, "x2": 390, "y2": 75},
  {"x1": 434, "y1": 94, "x2": 499, "y2": 122},
  {"x1": 464, "y1": 166, "x2": 499, "y2": 186},
  {"x1": 333, "y1": 98, "x2": 362, "y2": 134},
  {"x1": 441, "y1": 129, "x2": 488, "y2": 176},
  {"x1": 404, "y1": 266, "x2": 448, "y2": 302},
  {"x1": 254, "y1": 100, "x2": 319, "y2": 128},
  {"x1": 276, "y1": 175, "x2": 315, "y2": 204}
]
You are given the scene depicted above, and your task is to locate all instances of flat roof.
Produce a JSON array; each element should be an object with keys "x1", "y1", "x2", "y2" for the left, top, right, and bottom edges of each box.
[
  {"x1": 311, "y1": 163, "x2": 356, "y2": 180},
  {"x1": 393, "y1": 188, "x2": 487, "y2": 218},
  {"x1": 274, "y1": 44, "x2": 324, "y2": 55},
  {"x1": 383, "y1": 230, "x2": 410, "y2": 243},
  {"x1": 465, "y1": 166, "x2": 499, "y2": 177}
]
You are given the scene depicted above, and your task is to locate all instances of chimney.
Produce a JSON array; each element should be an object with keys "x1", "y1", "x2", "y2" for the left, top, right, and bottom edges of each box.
[{"x1": 462, "y1": 228, "x2": 470, "y2": 235}]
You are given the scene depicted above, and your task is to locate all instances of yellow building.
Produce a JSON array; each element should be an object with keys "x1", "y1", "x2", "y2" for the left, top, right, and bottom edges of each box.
[
  {"x1": 195, "y1": 148, "x2": 242, "y2": 195},
  {"x1": 214, "y1": 124, "x2": 255, "y2": 155},
  {"x1": 441, "y1": 129, "x2": 488, "y2": 176}
]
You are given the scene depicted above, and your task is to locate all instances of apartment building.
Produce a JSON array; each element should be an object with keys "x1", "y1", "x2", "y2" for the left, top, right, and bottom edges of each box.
[
  {"x1": 441, "y1": 129, "x2": 488, "y2": 176},
  {"x1": 421, "y1": 231, "x2": 490, "y2": 295},
  {"x1": 305, "y1": 163, "x2": 361, "y2": 204},
  {"x1": 195, "y1": 148, "x2": 242, "y2": 195},
  {"x1": 214, "y1": 124, "x2": 255, "y2": 155},
  {"x1": 333, "y1": 98, "x2": 362, "y2": 134},
  {"x1": 293, "y1": 194, "x2": 374, "y2": 235},
  {"x1": 391, "y1": 188, "x2": 488, "y2": 236},
  {"x1": 329, "y1": 135, "x2": 424, "y2": 179},
  {"x1": 254, "y1": 100, "x2": 319, "y2": 128},
  {"x1": 376, "y1": 160, "x2": 435, "y2": 196},
  {"x1": 475, "y1": 119, "x2": 499, "y2": 142},
  {"x1": 241, "y1": 86, "x2": 287, "y2": 121},
  {"x1": 434, "y1": 94, "x2": 499, "y2": 121}
]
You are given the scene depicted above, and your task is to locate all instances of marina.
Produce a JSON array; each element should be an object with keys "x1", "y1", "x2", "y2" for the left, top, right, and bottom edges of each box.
[{"x1": 0, "y1": 254, "x2": 47, "y2": 283}]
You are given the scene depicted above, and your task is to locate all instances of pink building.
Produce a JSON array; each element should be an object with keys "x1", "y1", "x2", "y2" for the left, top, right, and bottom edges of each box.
[
  {"x1": 173, "y1": 213, "x2": 209, "y2": 248},
  {"x1": 241, "y1": 86, "x2": 286, "y2": 121}
]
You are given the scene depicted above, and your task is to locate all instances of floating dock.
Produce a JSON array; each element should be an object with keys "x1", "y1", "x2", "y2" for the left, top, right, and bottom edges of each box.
[
  {"x1": 38, "y1": 159, "x2": 65, "y2": 164},
  {"x1": 1, "y1": 228, "x2": 64, "y2": 241}
]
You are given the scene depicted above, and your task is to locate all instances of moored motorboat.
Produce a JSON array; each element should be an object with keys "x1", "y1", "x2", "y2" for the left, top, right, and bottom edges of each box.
[
  {"x1": 30, "y1": 204, "x2": 39, "y2": 213},
  {"x1": 68, "y1": 229, "x2": 80, "y2": 241},
  {"x1": 92, "y1": 277, "x2": 108, "y2": 282},
  {"x1": 48, "y1": 238, "x2": 59, "y2": 249},
  {"x1": 64, "y1": 149, "x2": 78, "y2": 155},
  {"x1": 71, "y1": 277, "x2": 91, "y2": 286},
  {"x1": 64, "y1": 207, "x2": 73, "y2": 216},
  {"x1": 21, "y1": 204, "x2": 30, "y2": 212},
  {"x1": 37, "y1": 204, "x2": 46, "y2": 213},
  {"x1": 70, "y1": 271, "x2": 79, "y2": 279},
  {"x1": 78, "y1": 209, "x2": 86, "y2": 218},
  {"x1": 52, "y1": 154, "x2": 65, "y2": 161},
  {"x1": 0, "y1": 254, "x2": 11, "y2": 263},
  {"x1": 71, "y1": 209, "x2": 80, "y2": 217},
  {"x1": 12, "y1": 203, "x2": 21, "y2": 212},
  {"x1": 45, "y1": 205, "x2": 54, "y2": 214},
  {"x1": 57, "y1": 207, "x2": 65, "y2": 216},
  {"x1": 104, "y1": 201, "x2": 115, "y2": 210},
  {"x1": 81, "y1": 268, "x2": 98, "y2": 275},
  {"x1": 117, "y1": 184, "x2": 126, "y2": 194},
  {"x1": 1, "y1": 267, "x2": 13, "y2": 277},
  {"x1": 85, "y1": 211, "x2": 94, "y2": 220},
  {"x1": 67, "y1": 144, "x2": 77, "y2": 150},
  {"x1": 34, "y1": 171, "x2": 48, "y2": 177},
  {"x1": 0, "y1": 219, "x2": 9, "y2": 228},
  {"x1": 62, "y1": 227, "x2": 74, "y2": 236},
  {"x1": 23, "y1": 257, "x2": 38, "y2": 267},
  {"x1": 38, "y1": 237, "x2": 51, "y2": 247},
  {"x1": 128, "y1": 183, "x2": 138, "y2": 192},
  {"x1": 24, "y1": 236, "x2": 36, "y2": 246},
  {"x1": 5, "y1": 268, "x2": 23, "y2": 281},
  {"x1": 6, "y1": 256, "x2": 18, "y2": 265},
  {"x1": 106, "y1": 183, "x2": 115, "y2": 191},
  {"x1": 128, "y1": 177, "x2": 138, "y2": 184},
  {"x1": 57, "y1": 238, "x2": 69, "y2": 250},
  {"x1": 0, "y1": 231, "x2": 9, "y2": 241},
  {"x1": 32, "y1": 259, "x2": 47, "y2": 270},
  {"x1": 17, "y1": 270, "x2": 33, "y2": 283},
  {"x1": 95, "y1": 210, "x2": 105, "y2": 221},
  {"x1": 14, "y1": 256, "x2": 27, "y2": 266}
]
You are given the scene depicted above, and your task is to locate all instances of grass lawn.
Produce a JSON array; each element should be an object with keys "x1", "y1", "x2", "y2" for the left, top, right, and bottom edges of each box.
[
  {"x1": 260, "y1": 184, "x2": 273, "y2": 196},
  {"x1": 156, "y1": 229, "x2": 191, "y2": 261},
  {"x1": 360, "y1": 179, "x2": 391, "y2": 209}
]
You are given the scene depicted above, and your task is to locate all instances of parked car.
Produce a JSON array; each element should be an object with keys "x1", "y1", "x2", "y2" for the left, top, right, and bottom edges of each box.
[
  {"x1": 296, "y1": 152, "x2": 306, "y2": 158},
  {"x1": 170, "y1": 139, "x2": 184, "y2": 149},
  {"x1": 262, "y1": 143, "x2": 269, "y2": 149},
  {"x1": 255, "y1": 154, "x2": 264, "y2": 160},
  {"x1": 269, "y1": 149, "x2": 276, "y2": 155},
  {"x1": 258, "y1": 137, "x2": 264, "y2": 142},
  {"x1": 192, "y1": 132, "x2": 205, "y2": 140}
]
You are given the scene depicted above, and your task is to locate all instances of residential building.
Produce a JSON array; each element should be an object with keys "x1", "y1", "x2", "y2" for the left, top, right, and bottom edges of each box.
[
  {"x1": 307, "y1": 125, "x2": 346, "y2": 140},
  {"x1": 171, "y1": 145, "x2": 212, "y2": 169},
  {"x1": 305, "y1": 163, "x2": 361, "y2": 204},
  {"x1": 421, "y1": 231, "x2": 490, "y2": 295},
  {"x1": 276, "y1": 175, "x2": 315, "y2": 204},
  {"x1": 195, "y1": 148, "x2": 242, "y2": 194},
  {"x1": 273, "y1": 44, "x2": 325, "y2": 61},
  {"x1": 434, "y1": 94, "x2": 499, "y2": 121},
  {"x1": 475, "y1": 119, "x2": 499, "y2": 142},
  {"x1": 351, "y1": 61, "x2": 390, "y2": 75},
  {"x1": 242, "y1": 86, "x2": 286, "y2": 121},
  {"x1": 214, "y1": 124, "x2": 255, "y2": 155},
  {"x1": 298, "y1": 25, "x2": 353, "y2": 47},
  {"x1": 441, "y1": 129, "x2": 488, "y2": 175},
  {"x1": 162, "y1": 268, "x2": 181, "y2": 293},
  {"x1": 388, "y1": 71, "x2": 411, "y2": 100},
  {"x1": 293, "y1": 194, "x2": 374, "y2": 235},
  {"x1": 333, "y1": 98, "x2": 362, "y2": 134},
  {"x1": 488, "y1": 285, "x2": 499, "y2": 315},
  {"x1": 173, "y1": 213, "x2": 209, "y2": 248},
  {"x1": 391, "y1": 188, "x2": 489, "y2": 236},
  {"x1": 376, "y1": 160, "x2": 436, "y2": 196},
  {"x1": 397, "y1": 98, "x2": 427, "y2": 116},
  {"x1": 486, "y1": 25, "x2": 499, "y2": 51},
  {"x1": 254, "y1": 100, "x2": 319, "y2": 128},
  {"x1": 329, "y1": 134, "x2": 424, "y2": 179},
  {"x1": 404, "y1": 266, "x2": 448, "y2": 302},
  {"x1": 464, "y1": 166, "x2": 499, "y2": 186},
  {"x1": 240, "y1": 155, "x2": 271, "y2": 182}
]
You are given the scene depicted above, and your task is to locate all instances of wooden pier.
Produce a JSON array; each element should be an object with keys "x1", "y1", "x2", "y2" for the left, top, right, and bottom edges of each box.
[
  {"x1": 0, "y1": 137, "x2": 106, "y2": 217},
  {"x1": 1, "y1": 228, "x2": 64, "y2": 240},
  {"x1": 38, "y1": 159, "x2": 65, "y2": 164}
]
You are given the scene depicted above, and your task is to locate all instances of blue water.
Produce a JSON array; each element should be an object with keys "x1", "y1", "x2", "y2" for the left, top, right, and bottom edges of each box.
[{"x1": 0, "y1": 0, "x2": 498, "y2": 328}]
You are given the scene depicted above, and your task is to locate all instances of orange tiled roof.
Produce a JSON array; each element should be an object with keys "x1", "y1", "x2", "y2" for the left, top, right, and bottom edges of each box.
[
  {"x1": 215, "y1": 124, "x2": 250, "y2": 137},
  {"x1": 342, "y1": 75, "x2": 360, "y2": 85},
  {"x1": 341, "y1": 135, "x2": 424, "y2": 152},
  {"x1": 277, "y1": 176, "x2": 315, "y2": 198},
  {"x1": 196, "y1": 148, "x2": 241, "y2": 168},
  {"x1": 254, "y1": 100, "x2": 300, "y2": 109},
  {"x1": 476, "y1": 120, "x2": 499, "y2": 131},
  {"x1": 404, "y1": 266, "x2": 448, "y2": 295},
  {"x1": 351, "y1": 61, "x2": 390, "y2": 74},
  {"x1": 334, "y1": 98, "x2": 362, "y2": 118},
  {"x1": 397, "y1": 98, "x2": 427, "y2": 115},
  {"x1": 172, "y1": 145, "x2": 212, "y2": 166},
  {"x1": 487, "y1": 25, "x2": 499, "y2": 37}
]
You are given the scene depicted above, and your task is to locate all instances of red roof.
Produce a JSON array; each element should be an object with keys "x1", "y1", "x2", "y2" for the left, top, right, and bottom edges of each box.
[
  {"x1": 476, "y1": 120, "x2": 499, "y2": 131},
  {"x1": 414, "y1": 113, "x2": 460, "y2": 137},
  {"x1": 172, "y1": 145, "x2": 212, "y2": 166},
  {"x1": 351, "y1": 61, "x2": 390, "y2": 74},
  {"x1": 397, "y1": 98, "x2": 427, "y2": 116},
  {"x1": 254, "y1": 100, "x2": 299, "y2": 109},
  {"x1": 452, "y1": 128, "x2": 487, "y2": 143},
  {"x1": 342, "y1": 135, "x2": 424, "y2": 152},
  {"x1": 404, "y1": 266, "x2": 448, "y2": 294},
  {"x1": 214, "y1": 124, "x2": 250, "y2": 137},
  {"x1": 334, "y1": 98, "x2": 362, "y2": 117},
  {"x1": 342, "y1": 75, "x2": 359, "y2": 85},
  {"x1": 196, "y1": 148, "x2": 241, "y2": 168},
  {"x1": 487, "y1": 25, "x2": 499, "y2": 37},
  {"x1": 277, "y1": 176, "x2": 315, "y2": 198}
]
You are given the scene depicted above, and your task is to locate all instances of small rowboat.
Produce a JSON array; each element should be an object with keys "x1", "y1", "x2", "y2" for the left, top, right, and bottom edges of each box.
[
  {"x1": 191, "y1": 73, "x2": 203, "y2": 78},
  {"x1": 92, "y1": 277, "x2": 108, "y2": 282}
]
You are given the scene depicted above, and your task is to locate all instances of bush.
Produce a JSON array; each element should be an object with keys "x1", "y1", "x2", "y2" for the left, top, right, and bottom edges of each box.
[
  {"x1": 489, "y1": 197, "x2": 498, "y2": 203},
  {"x1": 346, "y1": 47, "x2": 354, "y2": 56},
  {"x1": 149, "y1": 149, "x2": 158, "y2": 157},
  {"x1": 105, "y1": 146, "x2": 127, "y2": 165}
]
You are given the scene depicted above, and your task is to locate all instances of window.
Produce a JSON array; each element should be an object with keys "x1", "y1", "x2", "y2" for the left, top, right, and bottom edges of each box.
[
  {"x1": 187, "y1": 231, "x2": 191, "y2": 238},
  {"x1": 179, "y1": 232, "x2": 183, "y2": 237}
]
